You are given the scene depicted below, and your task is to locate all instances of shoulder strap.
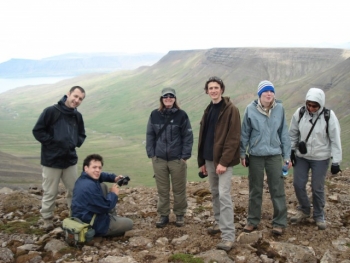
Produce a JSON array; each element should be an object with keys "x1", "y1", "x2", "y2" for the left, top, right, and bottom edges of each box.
[
  {"x1": 51, "y1": 104, "x2": 61, "y2": 125},
  {"x1": 89, "y1": 214, "x2": 96, "y2": 226},
  {"x1": 324, "y1": 108, "x2": 330, "y2": 135},
  {"x1": 299, "y1": 106, "x2": 330, "y2": 134},
  {"x1": 155, "y1": 111, "x2": 179, "y2": 141},
  {"x1": 305, "y1": 109, "x2": 324, "y2": 142},
  {"x1": 298, "y1": 106, "x2": 306, "y2": 124}
]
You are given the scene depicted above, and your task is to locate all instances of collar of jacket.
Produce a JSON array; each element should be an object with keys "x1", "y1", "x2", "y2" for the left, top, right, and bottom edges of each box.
[
  {"x1": 205, "y1": 96, "x2": 230, "y2": 112},
  {"x1": 255, "y1": 98, "x2": 277, "y2": 117}
]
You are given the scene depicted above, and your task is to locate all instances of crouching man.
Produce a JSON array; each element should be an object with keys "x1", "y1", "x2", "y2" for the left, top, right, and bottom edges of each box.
[{"x1": 71, "y1": 154, "x2": 133, "y2": 237}]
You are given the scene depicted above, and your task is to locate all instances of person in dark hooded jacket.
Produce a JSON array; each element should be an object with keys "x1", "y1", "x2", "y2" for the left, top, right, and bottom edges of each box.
[
  {"x1": 32, "y1": 86, "x2": 86, "y2": 230},
  {"x1": 71, "y1": 154, "x2": 133, "y2": 237},
  {"x1": 146, "y1": 87, "x2": 193, "y2": 228}
]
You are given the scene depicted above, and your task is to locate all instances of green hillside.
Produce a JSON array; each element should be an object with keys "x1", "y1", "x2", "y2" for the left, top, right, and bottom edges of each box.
[{"x1": 1, "y1": 48, "x2": 349, "y2": 187}]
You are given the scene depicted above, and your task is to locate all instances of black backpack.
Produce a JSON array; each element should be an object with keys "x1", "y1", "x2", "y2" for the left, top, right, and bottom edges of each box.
[{"x1": 298, "y1": 106, "x2": 330, "y2": 134}]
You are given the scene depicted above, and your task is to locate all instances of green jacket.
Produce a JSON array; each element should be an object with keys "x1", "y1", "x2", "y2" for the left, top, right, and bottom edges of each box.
[{"x1": 198, "y1": 96, "x2": 241, "y2": 168}]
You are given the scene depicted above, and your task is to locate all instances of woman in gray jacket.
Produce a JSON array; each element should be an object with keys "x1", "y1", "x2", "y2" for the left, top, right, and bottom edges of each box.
[
  {"x1": 289, "y1": 88, "x2": 342, "y2": 230},
  {"x1": 240, "y1": 80, "x2": 291, "y2": 235}
]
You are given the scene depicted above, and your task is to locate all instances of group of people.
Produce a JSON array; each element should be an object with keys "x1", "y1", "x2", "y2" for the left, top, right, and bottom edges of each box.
[
  {"x1": 32, "y1": 86, "x2": 133, "y2": 237},
  {"x1": 32, "y1": 78, "x2": 342, "y2": 252}
]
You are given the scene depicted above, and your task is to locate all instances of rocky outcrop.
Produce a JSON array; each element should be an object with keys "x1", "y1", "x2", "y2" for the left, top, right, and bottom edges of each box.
[{"x1": 0, "y1": 169, "x2": 350, "y2": 262}]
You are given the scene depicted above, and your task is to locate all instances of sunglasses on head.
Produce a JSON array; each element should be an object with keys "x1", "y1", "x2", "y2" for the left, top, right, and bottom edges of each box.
[
  {"x1": 162, "y1": 93, "x2": 175, "y2": 99},
  {"x1": 208, "y1": 76, "x2": 223, "y2": 84},
  {"x1": 306, "y1": 102, "x2": 320, "y2": 108}
]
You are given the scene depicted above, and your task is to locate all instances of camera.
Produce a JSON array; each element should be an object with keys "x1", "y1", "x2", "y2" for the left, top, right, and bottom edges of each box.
[
  {"x1": 117, "y1": 175, "x2": 130, "y2": 186},
  {"x1": 198, "y1": 171, "x2": 208, "y2": 178},
  {"x1": 298, "y1": 141, "x2": 307, "y2": 154}
]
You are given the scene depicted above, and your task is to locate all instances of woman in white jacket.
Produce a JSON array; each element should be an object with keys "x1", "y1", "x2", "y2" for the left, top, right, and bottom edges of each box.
[{"x1": 289, "y1": 87, "x2": 342, "y2": 230}]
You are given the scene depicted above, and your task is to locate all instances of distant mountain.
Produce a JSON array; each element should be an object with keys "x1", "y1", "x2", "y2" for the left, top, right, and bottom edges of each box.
[
  {"x1": 1, "y1": 47, "x2": 350, "y2": 186},
  {"x1": 0, "y1": 52, "x2": 165, "y2": 78}
]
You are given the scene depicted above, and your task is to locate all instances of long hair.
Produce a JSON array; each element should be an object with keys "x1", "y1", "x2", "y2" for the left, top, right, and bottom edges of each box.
[{"x1": 158, "y1": 97, "x2": 181, "y2": 111}]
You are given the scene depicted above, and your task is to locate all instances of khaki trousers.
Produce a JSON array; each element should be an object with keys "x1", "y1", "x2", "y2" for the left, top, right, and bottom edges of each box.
[
  {"x1": 40, "y1": 165, "x2": 78, "y2": 219},
  {"x1": 152, "y1": 158, "x2": 188, "y2": 216}
]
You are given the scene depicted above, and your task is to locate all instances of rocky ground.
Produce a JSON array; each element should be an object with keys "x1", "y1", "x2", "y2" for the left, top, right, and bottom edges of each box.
[{"x1": 0, "y1": 169, "x2": 350, "y2": 263}]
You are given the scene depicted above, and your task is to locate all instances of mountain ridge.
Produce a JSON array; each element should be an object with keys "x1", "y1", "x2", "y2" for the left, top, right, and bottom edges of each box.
[
  {"x1": 0, "y1": 47, "x2": 349, "y2": 187},
  {"x1": 0, "y1": 52, "x2": 165, "y2": 78}
]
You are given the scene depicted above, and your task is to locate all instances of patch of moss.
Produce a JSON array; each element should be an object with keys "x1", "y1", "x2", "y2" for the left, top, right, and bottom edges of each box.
[
  {"x1": 0, "y1": 216, "x2": 45, "y2": 235},
  {"x1": 168, "y1": 253, "x2": 204, "y2": 263}
]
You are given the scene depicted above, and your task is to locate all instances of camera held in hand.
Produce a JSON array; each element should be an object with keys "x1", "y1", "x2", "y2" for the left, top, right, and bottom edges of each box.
[
  {"x1": 117, "y1": 175, "x2": 131, "y2": 186},
  {"x1": 198, "y1": 171, "x2": 208, "y2": 178}
]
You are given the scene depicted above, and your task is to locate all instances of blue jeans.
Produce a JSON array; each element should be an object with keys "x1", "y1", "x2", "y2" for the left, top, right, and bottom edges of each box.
[
  {"x1": 293, "y1": 156, "x2": 329, "y2": 222},
  {"x1": 205, "y1": 160, "x2": 235, "y2": 242}
]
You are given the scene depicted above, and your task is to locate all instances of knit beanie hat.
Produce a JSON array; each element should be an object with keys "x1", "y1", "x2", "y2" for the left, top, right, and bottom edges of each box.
[{"x1": 257, "y1": 80, "x2": 275, "y2": 97}]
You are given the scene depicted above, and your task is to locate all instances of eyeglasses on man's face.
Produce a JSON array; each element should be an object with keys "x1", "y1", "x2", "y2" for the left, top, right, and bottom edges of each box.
[{"x1": 162, "y1": 93, "x2": 175, "y2": 99}]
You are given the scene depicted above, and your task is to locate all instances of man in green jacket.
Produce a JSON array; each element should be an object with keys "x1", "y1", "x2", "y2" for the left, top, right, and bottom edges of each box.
[{"x1": 197, "y1": 76, "x2": 241, "y2": 251}]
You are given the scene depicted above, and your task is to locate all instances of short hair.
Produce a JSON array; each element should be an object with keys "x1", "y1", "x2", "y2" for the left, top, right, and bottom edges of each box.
[
  {"x1": 158, "y1": 97, "x2": 181, "y2": 111},
  {"x1": 69, "y1": 86, "x2": 86, "y2": 95},
  {"x1": 83, "y1": 154, "x2": 104, "y2": 171},
  {"x1": 204, "y1": 76, "x2": 225, "y2": 94}
]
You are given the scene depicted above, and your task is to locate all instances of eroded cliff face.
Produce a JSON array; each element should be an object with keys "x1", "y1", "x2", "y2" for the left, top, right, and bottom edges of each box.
[{"x1": 204, "y1": 48, "x2": 347, "y2": 83}]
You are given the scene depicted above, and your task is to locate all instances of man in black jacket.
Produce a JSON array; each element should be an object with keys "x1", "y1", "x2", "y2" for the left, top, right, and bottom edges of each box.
[{"x1": 33, "y1": 86, "x2": 86, "y2": 230}]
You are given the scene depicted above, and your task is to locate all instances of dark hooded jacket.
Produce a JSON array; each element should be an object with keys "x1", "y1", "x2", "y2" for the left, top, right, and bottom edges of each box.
[
  {"x1": 146, "y1": 107, "x2": 193, "y2": 161},
  {"x1": 32, "y1": 95, "x2": 86, "y2": 168},
  {"x1": 71, "y1": 171, "x2": 118, "y2": 236}
]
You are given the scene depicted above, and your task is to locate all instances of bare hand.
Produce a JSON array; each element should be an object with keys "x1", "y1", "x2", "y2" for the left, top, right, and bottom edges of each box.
[
  {"x1": 115, "y1": 175, "x2": 124, "y2": 182},
  {"x1": 241, "y1": 158, "x2": 246, "y2": 167},
  {"x1": 110, "y1": 184, "x2": 119, "y2": 195},
  {"x1": 216, "y1": 164, "x2": 227, "y2": 175},
  {"x1": 200, "y1": 165, "x2": 207, "y2": 176}
]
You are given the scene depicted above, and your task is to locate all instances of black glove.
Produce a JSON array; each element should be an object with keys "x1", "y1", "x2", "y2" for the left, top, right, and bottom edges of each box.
[
  {"x1": 291, "y1": 150, "x2": 296, "y2": 167},
  {"x1": 331, "y1": 164, "x2": 341, "y2": 175}
]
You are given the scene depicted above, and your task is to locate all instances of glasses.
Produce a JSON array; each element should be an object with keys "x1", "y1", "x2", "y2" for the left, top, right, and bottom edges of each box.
[
  {"x1": 306, "y1": 103, "x2": 319, "y2": 109},
  {"x1": 208, "y1": 76, "x2": 223, "y2": 84},
  {"x1": 162, "y1": 93, "x2": 175, "y2": 99}
]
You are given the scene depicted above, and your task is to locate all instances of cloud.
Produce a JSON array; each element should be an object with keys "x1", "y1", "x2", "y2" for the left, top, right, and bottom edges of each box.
[{"x1": 0, "y1": 0, "x2": 348, "y2": 63}]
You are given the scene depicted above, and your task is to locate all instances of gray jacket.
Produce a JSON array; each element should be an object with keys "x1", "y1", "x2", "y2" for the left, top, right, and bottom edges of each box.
[
  {"x1": 288, "y1": 88, "x2": 342, "y2": 163},
  {"x1": 240, "y1": 99, "x2": 291, "y2": 161}
]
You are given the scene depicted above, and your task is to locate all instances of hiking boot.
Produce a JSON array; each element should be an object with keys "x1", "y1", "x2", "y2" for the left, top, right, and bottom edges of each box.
[
  {"x1": 316, "y1": 221, "x2": 327, "y2": 230},
  {"x1": 216, "y1": 240, "x2": 234, "y2": 251},
  {"x1": 243, "y1": 224, "x2": 257, "y2": 233},
  {"x1": 290, "y1": 210, "x2": 309, "y2": 224},
  {"x1": 175, "y1": 215, "x2": 184, "y2": 227},
  {"x1": 207, "y1": 223, "x2": 221, "y2": 235},
  {"x1": 156, "y1": 216, "x2": 169, "y2": 228},
  {"x1": 271, "y1": 227, "x2": 283, "y2": 236},
  {"x1": 43, "y1": 218, "x2": 54, "y2": 231}
]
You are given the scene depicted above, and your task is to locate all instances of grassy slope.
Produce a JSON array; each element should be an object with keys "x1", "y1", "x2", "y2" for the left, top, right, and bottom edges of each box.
[{"x1": 0, "y1": 48, "x2": 349, "y2": 187}]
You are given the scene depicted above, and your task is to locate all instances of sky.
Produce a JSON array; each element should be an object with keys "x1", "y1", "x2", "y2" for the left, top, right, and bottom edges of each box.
[{"x1": 0, "y1": 0, "x2": 349, "y2": 64}]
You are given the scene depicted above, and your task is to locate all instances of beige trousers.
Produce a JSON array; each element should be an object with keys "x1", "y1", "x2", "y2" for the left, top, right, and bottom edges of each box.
[{"x1": 40, "y1": 165, "x2": 78, "y2": 219}]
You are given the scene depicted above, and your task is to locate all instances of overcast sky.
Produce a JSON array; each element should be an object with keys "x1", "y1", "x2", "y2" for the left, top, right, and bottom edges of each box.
[{"x1": 0, "y1": 0, "x2": 348, "y2": 64}]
